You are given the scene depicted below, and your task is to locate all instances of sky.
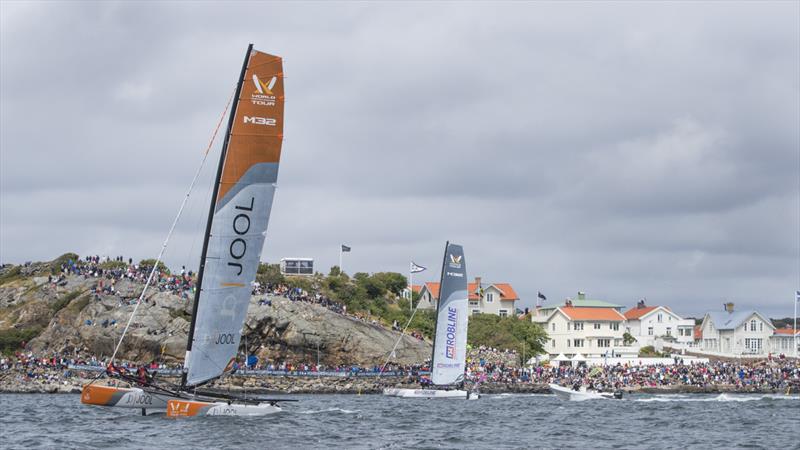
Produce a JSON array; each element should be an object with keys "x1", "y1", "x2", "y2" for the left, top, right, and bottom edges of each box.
[{"x1": 1, "y1": 1, "x2": 798, "y2": 317}]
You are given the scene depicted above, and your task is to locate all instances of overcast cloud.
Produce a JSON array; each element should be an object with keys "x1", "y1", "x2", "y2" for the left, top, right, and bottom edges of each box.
[{"x1": 1, "y1": 1, "x2": 798, "y2": 317}]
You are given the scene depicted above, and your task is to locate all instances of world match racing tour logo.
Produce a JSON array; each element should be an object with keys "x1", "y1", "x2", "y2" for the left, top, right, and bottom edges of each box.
[{"x1": 251, "y1": 74, "x2": 277, "y2": 106}]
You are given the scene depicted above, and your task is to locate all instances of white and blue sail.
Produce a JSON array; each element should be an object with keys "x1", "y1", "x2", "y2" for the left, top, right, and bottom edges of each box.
[
  {"x1": 183, "y1": 46, "x2": 285, "y2": 387},
  {"x1": 430, "y1": 242, "x2": 469, "y2": 386}
]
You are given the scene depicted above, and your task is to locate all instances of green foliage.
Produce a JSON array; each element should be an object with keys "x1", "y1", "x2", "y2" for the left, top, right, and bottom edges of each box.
[
  {"x1": 139, "y1": 259, "x2": 170, "y2": 274},
  {"x1": 50, "y1": 290, "x2": 83, "y2": 313},
  {"x1": 52, "y1": 253, "x2": 80, "y2": 269},
  {"x1": 256, "y1": 263, "x2": 284, "y2": 286},
  {"x1": 623, "y1": 331, "x2": 637, "y2": 345},
  {"x1": 0, "y1": 266, "x2": 22, "y2": 285},
  {"x1": 638, "y1": 345, "x2": 669, "y2": 357},
  {"x1": 467, "y1": 314, "x2": 548, "y2": 361},
  {"x1": 284, "y1": 276, "x2": 313, "y2": 293},
  {"x1": 328, "y1": 266, "x2": 343, "y2": 277},
  {"x1": 0, "y1": 327, "x2": 43, "y2": 355},
  {"x1": 371, "y1": 272, "x2": 407, "y2": 296}
]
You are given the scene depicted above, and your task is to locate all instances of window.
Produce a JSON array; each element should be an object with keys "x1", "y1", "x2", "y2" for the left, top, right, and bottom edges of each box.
[
  {"x1": 567, "y1": 340, "x2": 571, "y2": 347},
  {"x1": 567, "y1": 323, "x2": 571, "y2": 331},
  {"x1": 611, "y1": 323, "x2": 619, "y2": 331},
  {"x1": 551, "y1": 339, "x2": 556, "y2": 347},
  {"x1": 469, "y1": 301, "x2": 479, "y2": 307},
  {"x1": 593, "y1": 323, "x2": 601, "y2": 330},
  {"x1": 499, "y1": 309, "x2": 508, "y2": 318},
  {"x1": 745, "y1": 338, "x2": 762, "y2": 353},
  {"x1": 759, "y1": 322, "x2": 763, "y2": 332},
  {"x1": 597, "y1": 339, "x2": 611, "y2": 348},
  {"x1": 666, "y1": 327, "x2": 672, "y2": 336},
  {"x1": 648, "y1": 327, "x2": 654, "y2": 336},
  {"x1": 471, "y1": 309, "x2": 480, "y2": 316},
  {"x1": 657, "y1": 313, "x2": 663, "y2": 323},
  {"x1": 573, "y1": 339, "x2": 584, "y2": 348},
  {"x1": 486, "y1": 293, "x2": 494, "y2": 303},
  {"x1": 551, "y1": 323, "x2": 556, "y2": 331},
  {"x1": 750, "y1": 319, "x2": 756, "y2": 332},
  {"x1": 574, "y1": 322, "x2": 584, "y2": 331}
]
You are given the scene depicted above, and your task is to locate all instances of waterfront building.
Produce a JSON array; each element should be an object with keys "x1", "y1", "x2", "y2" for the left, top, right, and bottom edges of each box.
[
  {"x1": 623, "y1": 301, "x2": 695, "y2": 348},
  {"x1": 531, "y1": 298, "x2": 636, "y2": 358},
  {"x1": 698, "y1": 303, "x2": 776, "y2": 356},
  {"x1": 417, "y1": 277, "x2": 519, "y2": 316}
]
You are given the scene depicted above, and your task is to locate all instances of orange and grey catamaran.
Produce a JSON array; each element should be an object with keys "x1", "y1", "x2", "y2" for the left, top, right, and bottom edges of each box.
[{"x1": 81, "y1": 44, "x2": 295, "y2": 416}]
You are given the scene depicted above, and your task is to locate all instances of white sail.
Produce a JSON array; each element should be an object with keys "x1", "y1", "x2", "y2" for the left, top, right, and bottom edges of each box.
[
  {"x1": 184, "y1": 47, "x2": 285, "y2": 386},
  {"x1": 431, "y1": 242, "x2": 468, "y2": 385}
]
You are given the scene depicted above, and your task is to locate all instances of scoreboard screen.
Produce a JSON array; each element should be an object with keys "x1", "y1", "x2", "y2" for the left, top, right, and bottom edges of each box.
[{"x1": 280, "y1": 258, "x2": 313, "y2": 275}]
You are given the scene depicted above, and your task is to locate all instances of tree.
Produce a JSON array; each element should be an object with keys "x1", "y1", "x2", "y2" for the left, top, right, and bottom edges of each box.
[
  {"x1": 139, "y1": 259, "x2": 169, "y2": 274},
  {"x1": 622, "y1": 332, "x2": 637, "y2": 346},
  {"x1": 256, "y1": 263, "x2": 284, "y2": 286},
  {"x1": 467, "y1": 314, "x2": 548, "y2": 362}
]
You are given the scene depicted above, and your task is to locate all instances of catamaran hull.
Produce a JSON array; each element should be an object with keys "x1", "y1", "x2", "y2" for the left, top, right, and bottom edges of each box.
[
  {"x1": 166, "y1": 399, "x2": 282, "y2": 417},
  {"x1": 549, "y1": 384, "x2": 615, "y2": 401},
  {"x1": 81, "y1": 384, "x2": 172, "y2": 410},
  {"x1": 383, "y1": 388, "x2": 477, "y2": 399}
]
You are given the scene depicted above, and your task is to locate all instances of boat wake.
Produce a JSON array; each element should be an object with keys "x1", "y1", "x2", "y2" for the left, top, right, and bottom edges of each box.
[
  {"x1": 635, "y1": 394, "x2": 800, "y2": 403},
  {"x1": 296, "y1": 407, "x2": 360, "y2": 415}
]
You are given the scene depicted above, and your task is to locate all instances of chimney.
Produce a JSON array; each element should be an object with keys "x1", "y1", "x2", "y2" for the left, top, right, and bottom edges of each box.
[
  {"x1": 724, "y1": 302, "x2": 735, "y2": 313},
  {"x1": 475, "y1": 277, "x2": 481, "y2": 289},
  {"x1": 577, "y1": 291, "x2": 586, "y2": 300}
]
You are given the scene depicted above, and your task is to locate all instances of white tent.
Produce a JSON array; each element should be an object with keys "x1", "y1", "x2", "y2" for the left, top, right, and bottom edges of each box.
[
  {"x1": 571, "y1": 353, "x2": 586, "y2": 366},
  {"x1": 553, "y1": 353, "x2": 569, "y2": 362}
]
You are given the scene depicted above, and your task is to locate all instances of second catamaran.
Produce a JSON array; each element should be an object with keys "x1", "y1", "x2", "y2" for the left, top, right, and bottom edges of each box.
[{"x1": 384, "y1": 241, "x2": 477, "y2": 399}]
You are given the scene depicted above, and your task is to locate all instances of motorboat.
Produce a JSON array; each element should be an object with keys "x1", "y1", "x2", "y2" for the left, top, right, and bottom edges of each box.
[{"x1": 549, "y1": 383, "x2": 623, "y2": 401}]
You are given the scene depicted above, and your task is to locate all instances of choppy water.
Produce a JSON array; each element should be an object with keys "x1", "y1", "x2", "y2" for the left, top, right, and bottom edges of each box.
[{"x1": 2, "y1": 392, "x2": 798, "y2": 449}]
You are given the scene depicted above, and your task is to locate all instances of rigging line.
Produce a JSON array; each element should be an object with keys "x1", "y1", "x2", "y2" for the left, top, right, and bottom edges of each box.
[
  {"x1": 106, "y1": 86, "x2": 237, "y2": 368},
  {"x1": 378, "y1": 296, "x2": 425, "y2": 378}
]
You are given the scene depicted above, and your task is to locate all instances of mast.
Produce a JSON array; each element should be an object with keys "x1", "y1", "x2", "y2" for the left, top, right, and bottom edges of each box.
[
  {"x1": 182, "y1": 43, "x2": 253, "y2": 389},
  {"x1": 429, "y1": 240, "x2": 449, "y2": 375}
]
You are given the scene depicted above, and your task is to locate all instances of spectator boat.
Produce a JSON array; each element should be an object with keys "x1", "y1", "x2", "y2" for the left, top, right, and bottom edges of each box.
[
  {"x1": 549, "y1": 383, "x2": 623, "y2": 401},
  {"x1": 383, "y1": 242, "x2": 479, "y2": 400},
  {"x1": 81, "y1": 44, "x2": 294, "y2": 416}
]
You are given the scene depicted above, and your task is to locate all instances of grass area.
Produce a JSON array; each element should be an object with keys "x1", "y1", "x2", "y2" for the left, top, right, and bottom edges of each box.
[
  {"x1": 0, "y1": 326, "x2": 43, "y2": 355},
  {"x1": 50, "y1": 290, "x2": 83, "y2": 313},
  {"x1": 0, "y1": 266, "x2": 22, "y2": 285}
]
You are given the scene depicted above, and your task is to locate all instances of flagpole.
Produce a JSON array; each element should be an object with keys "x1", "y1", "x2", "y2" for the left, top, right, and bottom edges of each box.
[
  {"x1": 409, "y1": 266, "x2": 413, "y2": 313},
  {"x1": 339, "y1": 246, "x2": 343, "y2": 275},
  {"x1": 794, "y1": 290, "x2": 797, "y2": 358}
]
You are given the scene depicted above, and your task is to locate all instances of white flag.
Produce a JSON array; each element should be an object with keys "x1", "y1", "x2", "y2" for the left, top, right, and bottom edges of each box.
[
  {"x1": 410, "y1": 261, "x2": 426, "y2": 273},
  {"x1": 796, "y1": 290, "x2": 800, "y2": 303}
]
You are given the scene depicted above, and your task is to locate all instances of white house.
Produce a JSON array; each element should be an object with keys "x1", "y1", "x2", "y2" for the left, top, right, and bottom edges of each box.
[
  {"x1": 698, "y1": 304, "x2": 775, "y2": 356},
  {"x1": 532, "y1": 306, "x2": 636, "y2": 358},
  {"x1": 416, "y1": 277, "x2": 519, "y2": 317},
  {"x1": 623, "y1": 302, "x2": 695, "y2": 348}
]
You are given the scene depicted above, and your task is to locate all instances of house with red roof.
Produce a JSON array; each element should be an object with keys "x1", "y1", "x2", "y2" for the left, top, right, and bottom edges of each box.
[
  {"x1": 416, "y1": 277, "x2": 519, "y2": 317},
  {"x1": 533, "y1": 302, "x2": 638, "y2": 358},
  {"x1": 622, "y1": 301, "x2": 695, "y2": 348}
]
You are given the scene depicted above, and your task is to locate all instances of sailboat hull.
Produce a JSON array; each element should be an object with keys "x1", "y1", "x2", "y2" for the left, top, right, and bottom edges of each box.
[
  {"x1": 383, "y1": 388, "x2": 475, "y2": 399},
  {"x1": 166, "y1": 399, "x2": 282, "y2": 417},
  {"x1": 81, "y1": 384, "x2": 173, "y2": 410}
]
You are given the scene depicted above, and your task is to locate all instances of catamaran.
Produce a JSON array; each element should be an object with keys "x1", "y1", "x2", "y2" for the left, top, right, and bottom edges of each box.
[
  {"x1": 81, "y1": 44, "x2": 293, "y2": 416},
  {"x1": 383, "y1": 242, "x2": 478, "y2": 399}
]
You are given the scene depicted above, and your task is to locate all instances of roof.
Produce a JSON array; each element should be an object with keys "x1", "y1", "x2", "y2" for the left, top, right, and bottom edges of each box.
[
  {"x1": 694, "y1": 325, "x2": 702, "y2": 340},
  {"x1": 411, "y1": 285, "x2": 423, "y2": 293},
  {"x1": 773, "y1": 327, "x2": 798, "y2": 336},
  {"x1": 559, "y1": 307, "x2": 625, "y2": 321},
  {"x1": 705, "y1": 310, "x2": 774, "y2": 331},
  {"x1": 563, "y1": 299, "x2": 624, "y2": 308},
  {"x1": 623, "y1": 306, "x2": 659, "y2": 320},
  {"x1": 423, "y1": 281, "x2": 519, "y2": 301}
]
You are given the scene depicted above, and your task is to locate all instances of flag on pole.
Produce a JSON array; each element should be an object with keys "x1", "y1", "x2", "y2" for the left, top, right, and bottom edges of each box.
[
  {"x1": 341, "y1": 244, "x2": 351, "y2": 252},
  {"x1": 410, "y1": 262, "x2": 426, "y2": 273},
  {"x1": 795, "y1": 290, "x2": 800, "y2": 302},
  {"x1": 537, "y1": 292, "x2": 547, "y2": 301}
]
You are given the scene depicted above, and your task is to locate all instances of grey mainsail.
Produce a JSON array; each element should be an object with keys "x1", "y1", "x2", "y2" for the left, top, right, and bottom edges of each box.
[{"x1": 430, "y1": 242, "x2": 469, "y2": 385}]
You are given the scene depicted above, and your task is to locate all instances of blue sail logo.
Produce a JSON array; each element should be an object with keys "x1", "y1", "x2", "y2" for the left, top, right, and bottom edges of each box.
[{"x1": 445, "y1": 307, "x2": 457, "y2": 359}]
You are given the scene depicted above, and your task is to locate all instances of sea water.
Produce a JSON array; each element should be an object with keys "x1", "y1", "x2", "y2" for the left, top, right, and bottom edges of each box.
[{"x1": 1, "y1": 393, "x2": 798, "y2": 449}]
